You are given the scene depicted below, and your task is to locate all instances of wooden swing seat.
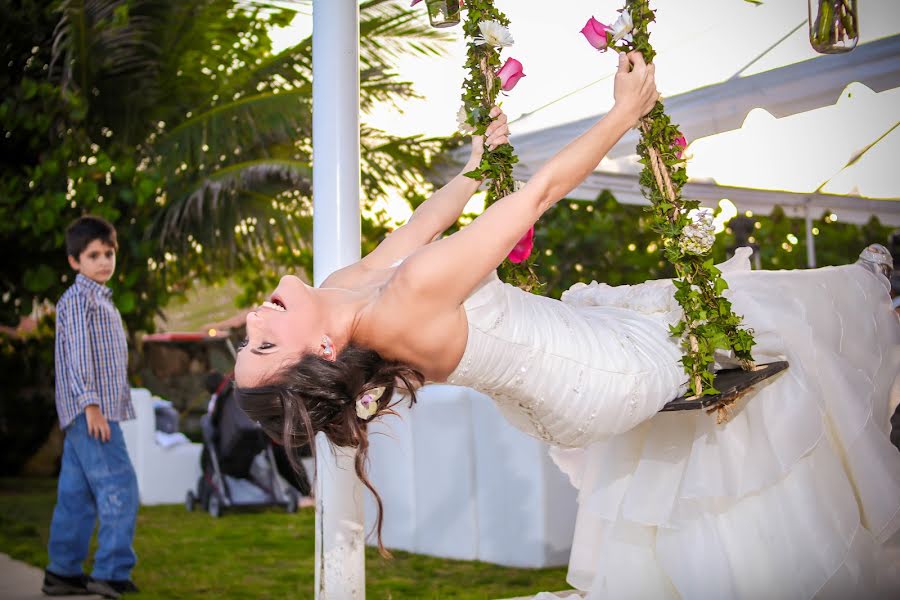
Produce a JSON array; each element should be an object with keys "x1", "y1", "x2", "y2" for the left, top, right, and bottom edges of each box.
[{"x1": 661, "y1": 361, "x2": 789, "y2": 413}]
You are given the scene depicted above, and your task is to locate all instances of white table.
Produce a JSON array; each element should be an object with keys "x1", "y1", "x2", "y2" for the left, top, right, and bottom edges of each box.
[
  {"x1": 366, "y1": 384, "x2": 577, "y2": 568},
  {"x1": 120, "y1": 388, "x2": 203, "y2": 505}
]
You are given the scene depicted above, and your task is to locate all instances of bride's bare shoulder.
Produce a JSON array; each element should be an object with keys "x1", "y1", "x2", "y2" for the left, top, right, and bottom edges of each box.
[
  {"x1": 319, "y1": 262, "x2": 367, "y2": 289},
  {"x1": 321, "y1": 257, "x2": 399, "y2": 290},
  {"x1": 371, "y1": 310, "x2": 468, "y2": 380},
  {"x1": 358, "y1": 273, "x2": 468, "y2": 375}
]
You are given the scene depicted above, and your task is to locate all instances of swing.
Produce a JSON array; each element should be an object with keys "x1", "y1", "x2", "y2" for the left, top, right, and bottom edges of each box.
[
  {"x1": 661, "y1": 360, "x2": 789, "y2": 415},
  {"x1": 441, "y1": 0, "x2": 791, "y2": 418},
  {"x1": 666, "y1": 244, "x2": 893, "y2": 415}
]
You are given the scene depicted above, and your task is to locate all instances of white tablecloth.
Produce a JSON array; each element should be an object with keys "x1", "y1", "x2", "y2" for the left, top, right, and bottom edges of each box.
[
  {"x1": 120, "y1": 388, "x2": 202, "y2": 505},
  {"x1": 366, "y1": 384, "x2": 577, "y2": 568}
]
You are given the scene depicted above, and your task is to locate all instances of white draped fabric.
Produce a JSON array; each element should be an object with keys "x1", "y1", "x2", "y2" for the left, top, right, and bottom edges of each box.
[
  {"x1": 365, "y1": 385, "x2": 578, "y2": 568},
  {"x1": 447, "y1": 249, "x2": 900, "y2": 598}
]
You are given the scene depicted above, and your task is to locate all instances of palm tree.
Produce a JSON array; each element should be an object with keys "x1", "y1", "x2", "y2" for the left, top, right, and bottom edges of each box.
[{"x1": 50, "y1": 0, "x2": 452, "y2": 296}]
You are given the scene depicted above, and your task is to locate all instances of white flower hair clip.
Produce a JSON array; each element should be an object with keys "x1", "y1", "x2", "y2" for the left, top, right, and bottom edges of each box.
[{"x1": 355, "y1": 386, "x2": 386, "y2": 421}]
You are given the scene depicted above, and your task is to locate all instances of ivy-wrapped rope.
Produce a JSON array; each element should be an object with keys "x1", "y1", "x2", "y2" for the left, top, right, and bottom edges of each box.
[
  {"x1": 414, "y1": 0, "x2": 759, "y2": 399},
  {"x1": 583, "y1": 0, "x2": 757, "y2": 397},
  {"x1": 457, "y1": 1, "x2": 540, "y2": 291}
]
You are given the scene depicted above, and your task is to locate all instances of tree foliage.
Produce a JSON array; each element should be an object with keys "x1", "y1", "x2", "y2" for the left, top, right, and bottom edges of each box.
[
  {"x1": 1, "y1": 0, "x2": 452, "y2": 332},
  {"x1": 1, "y1": 0, "x2": 169, "y2": 332},
  {"x1": 528, "y1": 195, "x2": 893, "y2": 301}
]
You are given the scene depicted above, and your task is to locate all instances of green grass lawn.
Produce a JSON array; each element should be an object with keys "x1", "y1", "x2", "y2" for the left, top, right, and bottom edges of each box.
[{"x1": 0, "y1": 478, "x2": 568, "y2": 599}]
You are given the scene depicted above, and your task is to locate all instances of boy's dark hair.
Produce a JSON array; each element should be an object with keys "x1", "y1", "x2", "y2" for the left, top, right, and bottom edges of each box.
[{"x1": 65, "y1": 215, "x2": 118, "y2": 259}]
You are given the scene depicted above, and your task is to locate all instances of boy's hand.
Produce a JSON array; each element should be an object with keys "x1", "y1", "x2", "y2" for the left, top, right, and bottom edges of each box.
[{"x1": 85, "y1": 404, "x2": 111, "y2": 442}]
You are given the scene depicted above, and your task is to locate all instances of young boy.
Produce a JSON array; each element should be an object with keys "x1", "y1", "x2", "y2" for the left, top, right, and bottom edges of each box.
[{"x1": 43, "y1": 216, "x2": 139, "y2": 599}]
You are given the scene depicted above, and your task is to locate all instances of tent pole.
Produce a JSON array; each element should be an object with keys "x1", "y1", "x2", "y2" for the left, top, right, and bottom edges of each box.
[
  {"x1": 312, "y1": 1, "x2": 365, "y2": 598},
  {"x1": 805, "y1": 203, "x2": 816, "y2": 268}
]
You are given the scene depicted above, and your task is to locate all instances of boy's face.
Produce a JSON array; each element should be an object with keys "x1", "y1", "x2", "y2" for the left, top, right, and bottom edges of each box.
[{"x1": 68, "y1": 239, "x2": 116, "y2": 285}]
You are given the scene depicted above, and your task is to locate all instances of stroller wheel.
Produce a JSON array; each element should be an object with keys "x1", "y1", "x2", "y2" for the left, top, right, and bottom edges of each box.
[
  {"x1": 208, "y1": 494, "x2": 223, "y2": 518},
  {"x1": 285, "y1": 490, "x2": 299, "y2": 514},
  {"x1": 185, "y1": 491, "x2": 196, "y2": 512}
]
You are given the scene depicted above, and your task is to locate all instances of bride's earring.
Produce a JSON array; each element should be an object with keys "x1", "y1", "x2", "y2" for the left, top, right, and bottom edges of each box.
[{"x1": 321, "y1": 335, "x2": 335, "y2": 360}]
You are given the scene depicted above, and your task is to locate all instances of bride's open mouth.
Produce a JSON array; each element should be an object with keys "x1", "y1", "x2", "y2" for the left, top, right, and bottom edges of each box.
[{"x1": 260, "y1": 295, "x2": 287, "y2": 312}]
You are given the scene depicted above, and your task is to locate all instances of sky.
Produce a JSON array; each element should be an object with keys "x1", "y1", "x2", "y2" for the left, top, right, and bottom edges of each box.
[{"x1": 269, "y1": 0, "x2": 900, "y2": 203}]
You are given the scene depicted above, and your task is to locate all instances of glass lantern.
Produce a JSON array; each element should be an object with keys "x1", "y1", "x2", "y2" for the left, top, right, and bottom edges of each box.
[
  {"x1": 426, "y1": 0, "x2": 461, "y2": 29},
  {"x1": 808, "y1": 0, "x2": 859, "y2": 54}
]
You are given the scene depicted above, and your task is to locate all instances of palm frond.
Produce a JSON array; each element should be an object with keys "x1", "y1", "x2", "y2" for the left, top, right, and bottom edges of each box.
[
  {"x1": 156, "y1": 158, "x2": 312, "y2": 263},
  {"x1": 147, "y1": 0, "x2": 454, "y2": 272},
  {"x1": 51, "y1": 0, "x2": 162, "y2": 119},
  {"x1": 235, "y1": 0, "x2": 310, "y2": 14},
  {"x1": 155, "y1": 90, "x2": 311, "y2": 176},
  {"x1": 233, "y1": 0, "x2": 449, "y2": 101},
  {"x1": 359, "y1": 68, "x2": 421, "y2": 111},
  {"x1": 359, "y1": 0, "x2": 451, "y2": 68},
  {"x1": 360, "y1": 127, "x2": 446, "y2": 201}
]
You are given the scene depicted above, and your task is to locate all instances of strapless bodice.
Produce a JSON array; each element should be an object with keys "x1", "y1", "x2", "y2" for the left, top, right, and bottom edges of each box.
[{"x1": 445, "y1": 271, "x2": 686, "y2": 447}]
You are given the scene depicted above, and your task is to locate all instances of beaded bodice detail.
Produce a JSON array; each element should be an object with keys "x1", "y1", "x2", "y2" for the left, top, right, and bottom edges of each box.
[{"x1": 445, "y1": 272, "x2": 687, "y2": 447}]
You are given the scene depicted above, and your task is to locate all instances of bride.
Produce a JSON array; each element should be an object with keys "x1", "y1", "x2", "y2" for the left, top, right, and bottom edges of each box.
[{"x1": 235, "y1": 52, "x2": 900, "y2": 598}]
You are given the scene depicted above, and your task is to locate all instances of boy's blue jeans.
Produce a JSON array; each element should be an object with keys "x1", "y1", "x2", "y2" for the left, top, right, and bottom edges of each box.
[{"x1": 47, "y1": 412, "x2": 139, "y2": 581}]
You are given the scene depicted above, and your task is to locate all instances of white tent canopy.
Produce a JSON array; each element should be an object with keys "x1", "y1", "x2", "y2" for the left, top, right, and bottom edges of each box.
[
  {"x1": 428, "y1": 1, "x2": 900, "y2": 231},
  {"x1": 507, "y1": 34, "x2": 900, "y2": 227},
  {"x1": 512, "y1": 36, "x2": 900, "y2": 226},
  {"x1": 515, "y1": 35, "x2": 900, "y2": 163}
]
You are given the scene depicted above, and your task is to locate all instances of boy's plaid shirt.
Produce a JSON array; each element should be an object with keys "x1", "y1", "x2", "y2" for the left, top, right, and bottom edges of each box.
[{"x1": 54, "y1": 274, "x2": 134, "y2": 429}]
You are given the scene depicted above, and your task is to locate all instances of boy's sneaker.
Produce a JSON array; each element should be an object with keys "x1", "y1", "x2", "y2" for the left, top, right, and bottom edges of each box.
[
  {"x1": 86, "y1": 578, "x2": 139, "y2": 597},
  {"x1": 41, "y1": 570, "x2": 90, "y2": 596},
  {"x1": 85, "y1": 579, "x2": 121, "y2": 599},
  {"x1": 108, "y1": 580, "x2": 139, "y2": 594}
]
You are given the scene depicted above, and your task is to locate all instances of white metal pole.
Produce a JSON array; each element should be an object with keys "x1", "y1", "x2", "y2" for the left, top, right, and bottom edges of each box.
[{"x1": 312, "y1": 1, "x2": 365, "y2": 598}]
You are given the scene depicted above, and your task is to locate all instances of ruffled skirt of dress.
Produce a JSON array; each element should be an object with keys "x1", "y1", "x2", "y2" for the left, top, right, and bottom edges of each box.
[{"x1": 544, "y1": 254, "x2": 900, "y2": 600}]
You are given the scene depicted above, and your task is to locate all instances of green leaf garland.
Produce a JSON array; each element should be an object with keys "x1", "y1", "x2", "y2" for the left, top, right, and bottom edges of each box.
[
  {"x1": 601, "y1": 0, "x2": 757, "y2": 396},
  {"x1": 458, "y1": 1, "x2": 541, "y2": 292}
]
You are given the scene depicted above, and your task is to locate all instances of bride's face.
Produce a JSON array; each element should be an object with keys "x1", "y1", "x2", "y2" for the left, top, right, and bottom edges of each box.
[{"x1": 235, "y1": 275, "x2": 323, "y2": 387}]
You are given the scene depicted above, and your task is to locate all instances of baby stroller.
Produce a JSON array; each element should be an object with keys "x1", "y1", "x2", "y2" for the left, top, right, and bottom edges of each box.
[{"x1": 185, "y1": 374, "x2": 302, "y2": 516}]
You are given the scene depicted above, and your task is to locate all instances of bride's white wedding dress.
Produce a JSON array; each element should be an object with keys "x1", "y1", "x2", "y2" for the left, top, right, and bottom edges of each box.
[{"x1": 445, "y1": 248, "x2": 900, "y2": 599}]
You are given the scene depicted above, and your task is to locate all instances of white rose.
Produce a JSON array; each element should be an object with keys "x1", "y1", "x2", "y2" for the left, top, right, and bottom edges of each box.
[
  {"x1": 679, "y1": 208, "x2": 716, "y2": 255},
  {"x1": 474, "y1": 20, "x2": 514, "y2": 49},
  {"x1": 610, "y1": 10, "x2": 634, "y2": 43},
  {"x1": 457, "y1": 106, "x2": 476, "y2": 135}
]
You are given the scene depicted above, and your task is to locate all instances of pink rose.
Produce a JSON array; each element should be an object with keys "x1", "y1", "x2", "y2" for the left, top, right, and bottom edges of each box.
[
  {"x1": 673, "y1": 133, "x2": 687, "y2": 159},
  {"x1": 497, "y1": 57, "x2": 526, "y2": 92},
  {"x1": 508, "y1": 226, "x2": 534, "y2": 263},
  {"x1": 580, "y1": 16, "x2": 610, "y2": 51}
]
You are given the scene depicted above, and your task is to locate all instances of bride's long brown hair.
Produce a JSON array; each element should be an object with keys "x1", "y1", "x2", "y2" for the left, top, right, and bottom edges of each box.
[{"x1": 235, "y1": 344, "x2": 424, "y2": 556}]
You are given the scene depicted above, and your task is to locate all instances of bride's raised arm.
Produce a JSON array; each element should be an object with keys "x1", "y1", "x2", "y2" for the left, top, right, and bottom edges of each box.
[
  {"x1": 394, "y1": 52, "x2": 658, "y2": 307},
  {"x1": 353, "y1": 110, "x2": 511, "y2": 271}
]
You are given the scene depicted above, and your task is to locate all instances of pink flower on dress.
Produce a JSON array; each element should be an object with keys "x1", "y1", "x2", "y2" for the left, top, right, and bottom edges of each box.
[
  {"x1": 508, "y1": 226, "x2": 535, "y2": 264},
  {"x1": 497, "y1": 57, "x2": 526, "y2": 92},
  {"x1": 580, "y1": 17, "x2": 611, "y2": 51},
  {"x1": 410, "y1": 0, "x2": 422, "y2": 5},
  {"x1": 673, "y1": 133, "x2": 687, "y2": 159}
]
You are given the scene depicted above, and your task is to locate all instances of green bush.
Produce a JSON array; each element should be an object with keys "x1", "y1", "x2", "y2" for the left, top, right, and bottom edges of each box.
[{"x1": 0, "y1": 317, "x2": 58, "y2": 476}]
